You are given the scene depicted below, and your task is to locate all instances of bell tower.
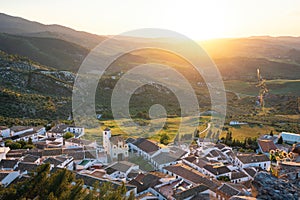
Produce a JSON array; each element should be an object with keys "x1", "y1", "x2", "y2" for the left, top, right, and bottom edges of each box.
[{"x1": 103, "y1": 127, "x2": 111, "y2": 153}]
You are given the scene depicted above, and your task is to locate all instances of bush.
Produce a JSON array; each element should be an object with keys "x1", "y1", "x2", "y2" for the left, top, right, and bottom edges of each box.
[
  {"x1": 160, "y1": 133, "x2": 170, "y2": 145},
  {"x1": 63, "y1": 132, "x2": 74, "y2": 139}
]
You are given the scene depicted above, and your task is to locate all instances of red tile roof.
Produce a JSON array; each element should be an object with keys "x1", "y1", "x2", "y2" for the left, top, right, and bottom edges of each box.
[
  {"x1": 163, "y1": 164, "x2": 220, "y2": 190},
  {"x1": 258, "y1": 140, "x2": 277, "y2": 153},
  {"x1": 132, "y1": 138, "x2": 160, "y2": 154}
]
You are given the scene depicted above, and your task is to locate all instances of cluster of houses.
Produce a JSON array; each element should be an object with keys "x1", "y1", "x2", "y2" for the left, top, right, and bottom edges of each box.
[{"x1": 0, "y1": 124, "x2": 300, "y2": 200}]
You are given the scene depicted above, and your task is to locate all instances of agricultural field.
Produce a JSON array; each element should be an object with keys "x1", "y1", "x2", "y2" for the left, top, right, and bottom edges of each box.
[
  {"x1": 83, "y1": 116, "x2": 209, "y2": 143},
  {"x1": 224, "y1": 79, "x2": 300, "y2": 97},
  {"x1": 219, "y1": 124, "x2": 279, "y2": 141}
]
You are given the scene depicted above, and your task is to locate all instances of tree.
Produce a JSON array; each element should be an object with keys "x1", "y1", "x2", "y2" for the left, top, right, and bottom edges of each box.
[
  {"x1": 0, "y1": 163, "x2": 134, "y2": 200},
  {"x1": 277, "y1": 136, "x2": 283, "y2": 144},
  {"x1": 28, "y1": 137, "x2": 33, "y2": 145},
  {"x1": 6, "y1": 142, "x2": 22, "y2": 150},
  {"x1": 160, "y1": 133, "x2": 170, "y2": 145},
  {"x1": 63, "y1": 132, "x2": 74, "y2": 140}
]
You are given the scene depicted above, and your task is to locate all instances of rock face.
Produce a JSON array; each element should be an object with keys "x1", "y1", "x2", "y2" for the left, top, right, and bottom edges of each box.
[{"x1": 251, "y1": 171, "x2": 300, "y2": 200}]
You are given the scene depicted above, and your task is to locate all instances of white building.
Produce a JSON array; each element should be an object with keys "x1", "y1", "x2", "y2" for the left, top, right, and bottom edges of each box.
[
  {"x1": 103, "y1": 128, "x2": 128, "y2": 161},
  {"x1": 202, "y1": 164, "x2": 231, "y2": 179},
  {"x1": 0, "y1": 171, "x2": 20, "y2": 187},
  {"x1": 48, "y1": 124, "x2": 84, "y2": 138},
  {"x1": 0, "y1": 126, "x2": 10, "y2": 138},
  {"x1": 127, "y1": 138, "x2": 160, "y2": 160},
  {"x1": 235, "y1": 154, "x2": 270, "y2": 170},
  {"x1": 66, "y1": 126, "x2": 85, "y2": 138},
  {"x1": 0, "y1": 147, "x2": 10, "y2": 161},
  {"x1": 279, "y1": 132, "x2": 300, "y2": 144}
]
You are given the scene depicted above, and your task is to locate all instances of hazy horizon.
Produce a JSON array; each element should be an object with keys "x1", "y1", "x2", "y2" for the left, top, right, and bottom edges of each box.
[{"x1": 2, "y1": 0, "x2": 300, "y2": 40}]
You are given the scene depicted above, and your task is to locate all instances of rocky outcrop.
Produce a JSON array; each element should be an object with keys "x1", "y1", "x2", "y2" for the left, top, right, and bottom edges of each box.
[{"x1": 251, "y1": 171, "x2": 300, "y2": 200}]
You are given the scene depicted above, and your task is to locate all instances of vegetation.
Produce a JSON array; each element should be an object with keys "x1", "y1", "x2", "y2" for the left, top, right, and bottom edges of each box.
[
  {"x1": 0, "y1": 163, "x2": 134, "y2": 200},
  {"x1": 220, "y1": 131, "x2": 258, "y2": 152},
  {"x1": 277, "y1": 136, "x2": 283, "y2": 144},
  {"x1": 160, "y1": 133, "x2": 170, "y2": 145},
  {"x1": 63, "y1": 132, "x2": 75, "y2": 140},
  {"x1": 5, "y1": 139, "x2": 34, "y2": 150},
  {"x1": 217, "y1": 176, "x2": 230, "y2": 182}
]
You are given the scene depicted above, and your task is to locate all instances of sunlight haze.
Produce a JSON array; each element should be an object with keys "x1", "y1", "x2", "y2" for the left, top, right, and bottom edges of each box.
[{"x1": 1, "y1": 0, "x2": 300, "y2": 40}]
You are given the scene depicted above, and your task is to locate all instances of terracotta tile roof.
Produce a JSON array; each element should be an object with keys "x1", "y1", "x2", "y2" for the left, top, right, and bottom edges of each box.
[
  {"x1": 203, "y1": 165, "x2": 231, "y2": 176},
  {"x1": 43, "y1": 157, "x2": 63, "y2": 167},
  {"x1": 237, "y1": 154, "x2": 269, "y2": 164},
  {"x1": 66, "y1": 138, "x2": 95, "y2": 146},
  {"x1": 105, "y1": 161, "x2": 136, "y2": 174},
  {"x1": 209, "y1": 149, "x2": 222, "y2": 157},
  {"x1": 183, "y1": 155, "x2": 197, "y2": 163},
  {"x1": 243, "y1": 167, "x2": 257, "y2": 178},
  {"x1": 43, "y1": 148, "x2": 63, "y2": 157},
  {"x1": 27, "y1": 149, "x2": 43, "y2": 157},
  {"x1": 62, "y1": 147, "x2": 84, "y2": 154},
  {"x1": 0, "y1": 159, "x2": 18, "y2": 169},
  {"x1": 215, "y1": 143, "x2": 226, "y2": 150},
  {"x1": 10, "y1": 126, "x2": 31, "y2": 132},
  {"x1": 258, "y1": 139, "x2": 277, "y2": 153},
  {"x1": 173, "y1": 184, "x2": 209, "y2": 200},
  {"x1": 152, "y1": 147, "x2": 187, "y2": 165},
  {"x1": 76, "y1": 173, "x2": 136, "y2": 191},
  {"x1": 163, "y1": 164, "x2": 220, "y2": 190},
  {"x1": 8, "y1": 131, "x2": 37, "y2": 140},
  {"x1": 126, "y1": 137, "x2": 135, "y2": 144},
  {"x1": 49, "y1": 124, "x2": 68, "y2": 133},
  {"x1": 67, "y1": 151, "x2": 85, "y2": 160},
  {"x1": 84, "y1": 150, "x2": 97, "y2": 159},
  {"x1": 16, "y1": 162, "x2": 39, "y2": 172},
  {"x1": 132, "y1": 138, "x2": 160, "y2": 154},
  {"x1": 218, "y1": 183, "x2": 241, "y2": 197},
  {"x1": 128, "y1": 172, "x2": 167, "y2": 193},
  {"x1": 231, "y1": 171, "x2": 248, "y2": 180},
  {"x1": 21, "y1": 154, "x2": 40, "y2": 163}
]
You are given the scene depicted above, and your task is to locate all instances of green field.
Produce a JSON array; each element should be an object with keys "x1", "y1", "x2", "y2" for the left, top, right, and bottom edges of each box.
[
  {"x1": 219, "y1": 124, "x2": 278, "y2": 141},
  {"x1": 224, "y1": 79, "x2": 300, "y2": 97},
  {"x1": 82, "y1": 115, "x2": 282, "y2": 144},
  {"x1": 83, "y1": 116, "x2": 209, "y2": 143}
]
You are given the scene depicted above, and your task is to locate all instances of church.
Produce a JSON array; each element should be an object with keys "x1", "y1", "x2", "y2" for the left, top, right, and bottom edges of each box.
[{"x1": 103, "y1": 128, "x2": 129, "y2": 161}]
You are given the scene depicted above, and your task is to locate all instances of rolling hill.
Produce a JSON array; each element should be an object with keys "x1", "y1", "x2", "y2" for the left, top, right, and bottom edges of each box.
[{"x1": 0, "y1": 13, "x2": 299, "y2": 128}]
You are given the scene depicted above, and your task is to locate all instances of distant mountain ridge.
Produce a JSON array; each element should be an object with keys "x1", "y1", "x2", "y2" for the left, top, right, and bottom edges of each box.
[
  {"x1": 0, "y1": 13, "x2": 105, "y2": 49},
  {"x1": 0, "y1": 12, "x2": 299, "y2": 124}
]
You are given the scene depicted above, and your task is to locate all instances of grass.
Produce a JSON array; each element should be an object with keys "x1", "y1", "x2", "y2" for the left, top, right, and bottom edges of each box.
[
  {"x1": 83, "y1": 116, "x2": 210, "y2": 143},
  {"x1": 224, "y1": 79, "x2": 300, "y2": 97},
  {"x1": 83, "y1": 116, "x2": 283, "y2": 144},
  {"x1": 219, "y1": 124, "x2": 278, "y2": 141},
  {"x1": 266, "y1": 79, "x2": 300, "y2": 96}
]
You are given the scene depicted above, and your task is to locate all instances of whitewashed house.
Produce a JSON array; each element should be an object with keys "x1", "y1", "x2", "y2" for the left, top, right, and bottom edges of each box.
[
  {"x1": 0, "y1": 126, "x2": 10, "y2": 138},
  {"x1": 127, "y1": 137, "x2": 160, "y2": 160},
  {"x1": 0, "y1": 171, "x2": 20, "y2": 187},
  {"x1": 279, "y1": 132, "x2": 300, "y2": 144},
  {"x1": 235, "y1": 154, "x2": 270, "y2": 170},
  {"x1": 0, "y1": 147, "x2": 10, "y2": 161}
]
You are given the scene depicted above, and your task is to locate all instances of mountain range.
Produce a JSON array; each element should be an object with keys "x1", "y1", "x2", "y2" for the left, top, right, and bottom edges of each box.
[{"x1": 0, "y1": 13, "x2": 299, "y2": 125}]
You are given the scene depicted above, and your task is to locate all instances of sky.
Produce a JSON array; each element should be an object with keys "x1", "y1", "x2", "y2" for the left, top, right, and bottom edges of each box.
[{"x1": 1, "y1": 0, "x2": 300, "y2": 40}]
